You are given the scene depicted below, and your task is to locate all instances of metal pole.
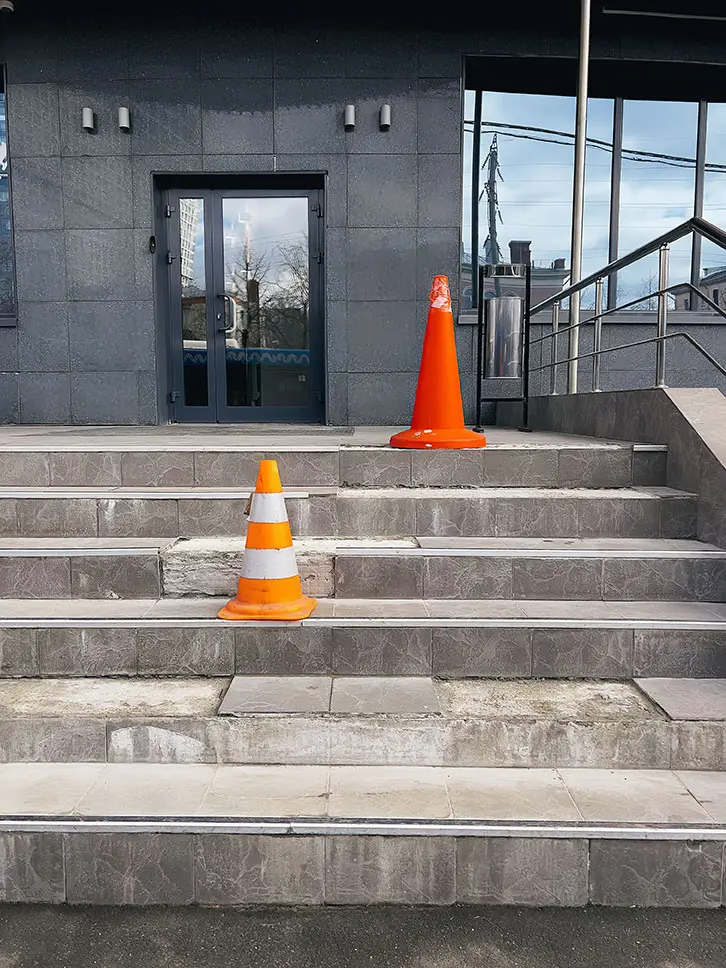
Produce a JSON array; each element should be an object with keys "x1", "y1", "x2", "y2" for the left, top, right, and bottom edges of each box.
[
  {"x1": 550, "y1": 302, "x2": 560, "y2": 394},
  {"x1": 691, "y1": 100, "x2": 708, "y2": 308},
  {"x1": 471, "y1": 91, "x2": 483, "y2": 309},
  {"x1": 475, "y1": 265, "x2": 485, "y2": 430},
  {"x1": 519, "y1": 264, "x2": 533, "y2": 433},
  {"x1": 567, "y1": 0, "x2": 592, "y2": 394},
  {"x1": 607, "y1": 98, "x2": 624, "y2": 310},
  {"x1": 656, "y1": 244, "x2": 669, "y2": 387},
  {"x1": 593, "y1": 277, "x2": 603, "y2": 391}
]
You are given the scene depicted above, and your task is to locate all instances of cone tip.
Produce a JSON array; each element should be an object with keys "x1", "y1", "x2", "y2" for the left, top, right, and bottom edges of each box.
[
  {"x1": 255, "y1": 459, "x2": 283, "y2": 494},
  {"x1": 430, "y1": 275, "x2": 451, "y2": 311}
]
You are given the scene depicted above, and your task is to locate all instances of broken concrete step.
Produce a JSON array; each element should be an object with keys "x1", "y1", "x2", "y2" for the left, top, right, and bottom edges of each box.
[
  {"x1": 162, "y1": 537, "x2": 726, "y2": 602},
  {"x1": 0, "y1": 485, "x2": 696, "y2": 539},
  {"x1": 1, "y1": 598, "x2": 726, "y2": 678},
  {"x1": 0, "y1": 762, "x2": 723, "y2": 907},
  {"x1": 0, "y1": 439, "x2": 662, "y2": 489},
  {"x1": 0, "y1": 676, "x2": 723, "y2": 769}
]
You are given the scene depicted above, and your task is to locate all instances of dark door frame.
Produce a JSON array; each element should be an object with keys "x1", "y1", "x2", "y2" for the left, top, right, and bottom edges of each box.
[{"x1": 154, "y1": 174, "x2": 326, "y2": 425}]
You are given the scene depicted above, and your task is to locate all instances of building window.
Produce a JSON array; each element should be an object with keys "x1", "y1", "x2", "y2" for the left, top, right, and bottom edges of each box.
[
  {"x1": 714, "y1": 289, "x2": 720, "y2": 305},
  {"x1": 0, "y1": 77, "x2": 15, "y2": 316},
  {"x1": 464, "y1": 81, "x2": 726, "y2": 313}
]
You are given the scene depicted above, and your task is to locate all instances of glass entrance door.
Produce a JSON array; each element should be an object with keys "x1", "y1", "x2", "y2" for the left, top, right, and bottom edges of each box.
[{"x1": 167, "y1": 187, "x2": 324, "y2": 423}]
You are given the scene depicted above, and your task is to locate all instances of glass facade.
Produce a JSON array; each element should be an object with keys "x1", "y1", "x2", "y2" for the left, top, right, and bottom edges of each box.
[
  {"x1": 0, "y1": 86, "x2": 15, "y2": 316},
  {"x1": 464, "y1": 90, "x2": 726, "y2": 312}
]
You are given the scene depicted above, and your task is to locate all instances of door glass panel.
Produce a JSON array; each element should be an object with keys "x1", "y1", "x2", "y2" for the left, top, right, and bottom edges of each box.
[
  {"x1": 179, "y1": 198, "x2": 208, "y2": 407},
  {"x1": 221, "y1": 196, "x2": 310, "y2": 408}
]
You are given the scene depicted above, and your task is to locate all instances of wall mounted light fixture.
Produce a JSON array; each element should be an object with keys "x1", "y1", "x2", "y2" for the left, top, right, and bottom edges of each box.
[
  {"x1": 379, "y1": 104, "x2": 391, "y2": 131},
  {"x1": 344, "y1": 105, "x2": 355, "y2": 131},
  {"x1": 82, "y1": 108, "x2": 96, "y2": 132},
  {"x1": 118, "y1": 107, "x2": 131, "y2": 131}
]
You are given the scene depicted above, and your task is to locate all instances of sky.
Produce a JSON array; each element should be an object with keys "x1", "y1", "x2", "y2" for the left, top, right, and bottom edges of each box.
[{"x1": 463, "y1": 90, "x2": 726, "y2": 306}]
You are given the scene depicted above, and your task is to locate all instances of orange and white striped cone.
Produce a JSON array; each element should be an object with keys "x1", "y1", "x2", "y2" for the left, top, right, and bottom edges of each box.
[{"x1": 217, "y1": 459, "x2": 317, "y2": 622}]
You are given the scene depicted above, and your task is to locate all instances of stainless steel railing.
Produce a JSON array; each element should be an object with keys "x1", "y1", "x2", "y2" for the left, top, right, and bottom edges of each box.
[{"x1": 528, "y1": 217, "x2": 726, "y2": 396}]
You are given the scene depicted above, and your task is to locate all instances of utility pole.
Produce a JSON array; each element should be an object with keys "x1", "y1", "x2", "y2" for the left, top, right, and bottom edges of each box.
[
  {"x1": 484, "y1": 134, "x2": 502, "y2": 296},
  {"x1": 568, "y1": 0, "x2": 592, "y2": 393}
]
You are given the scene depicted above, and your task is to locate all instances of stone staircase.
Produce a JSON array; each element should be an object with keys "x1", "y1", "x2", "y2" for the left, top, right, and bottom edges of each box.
[{"x1": 0, "y1": 427, "x2": 725, "y2": 908}]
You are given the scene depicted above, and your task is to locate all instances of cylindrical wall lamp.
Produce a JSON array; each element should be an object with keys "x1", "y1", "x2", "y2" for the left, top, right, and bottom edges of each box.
[
  {"x1": 379, "y1": 104, "x2": 391, "y2": 131},
  {"x1": 118, "y1": 107, "x2": 131, "y2": 131},
  {"x1": 344, "y1": 105, "x2": 355, "y2": 131},
  {"x1": 81, "y1": 107, "x2": 95, "y2": 132}
]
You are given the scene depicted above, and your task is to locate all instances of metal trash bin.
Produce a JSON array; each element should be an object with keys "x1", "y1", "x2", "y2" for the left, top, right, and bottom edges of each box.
[
  {"x1": 484, "y1": 295, "x2": 524, "y2": 378},
  {"x1": 482, "y1": 263, "x2": 527, "y2": 379}
]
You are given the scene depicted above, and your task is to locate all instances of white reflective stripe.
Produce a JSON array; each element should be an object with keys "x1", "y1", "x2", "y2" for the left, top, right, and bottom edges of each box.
[
  {"x1": 248, "y1": 493, "x2": 289, "y2": 524},
  {"x1": 241, "y1": 546, "x2": 298, "y2": 580}
]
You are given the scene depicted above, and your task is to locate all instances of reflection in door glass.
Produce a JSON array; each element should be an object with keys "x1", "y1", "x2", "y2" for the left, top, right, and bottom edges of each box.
[
  {"x1": 180, "y1": 198, "x2": 208, "y2": 407},
  {"x1": 221, "y1": 197, "x2": 310, "y2": 408}
]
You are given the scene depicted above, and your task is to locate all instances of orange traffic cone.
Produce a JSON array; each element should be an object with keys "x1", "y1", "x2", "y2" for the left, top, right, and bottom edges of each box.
[
  {"x1": 390, "y1": 275, "x2": 486, "y2": 449},
  {"x1": 218, "y1": 460, "x2": 317, "y2": 622}
]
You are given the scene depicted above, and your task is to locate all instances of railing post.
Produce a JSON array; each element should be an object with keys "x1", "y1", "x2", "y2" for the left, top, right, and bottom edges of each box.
[
  {"x1": 656, "y1": 244, "x2": 669, "y2": 387},
  {"x1": 550, "y1": 302, "x2": 560, "y2": 395},
  {"x1": 592, "y1": 277, "x2": 603, "y2": 392}
]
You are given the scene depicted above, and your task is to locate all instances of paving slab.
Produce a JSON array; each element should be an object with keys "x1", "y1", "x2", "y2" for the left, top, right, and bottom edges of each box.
[
  {"x1": 676, "y1": 771, "x2": 726, "y2": 822},
  {"x1": 218, "y1": 676, "x2": 333, "y2": 715},
  {"x1": 435, "y1": 680, "x2": 660, "y2": 721},
  {"x1": 200, "y1": 765, "x2": 329, "y2": 817},
  {"x1": 0, "y1": 763, "x2": 104, "y2": 815},
  {"x1": 331, "y1": 677, "x2": 440, "y2": 714},
  {"x1": 328, "y1": 765, "x2": 450, "y2": 818},
  {"x1": 559, "y1": 769, "x2": 712, "y2": 823},
  {"x1": 79, "y1": 763, "x2": 215, "y2": 816},
  {"x1": 0, "y1": 678, "x2": 226, "y2": 718},
  {"x1": 445, "y1": 767, "x2": 580, "y2": 821},
  {"x1": 635, "y1": 678, "x2": 726, "y2": 720}
]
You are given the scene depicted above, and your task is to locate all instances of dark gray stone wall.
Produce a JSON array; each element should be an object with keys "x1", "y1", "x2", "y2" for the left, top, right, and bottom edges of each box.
[{"x1": 1, "y1": 15, "x2": 725, "y2": 425}]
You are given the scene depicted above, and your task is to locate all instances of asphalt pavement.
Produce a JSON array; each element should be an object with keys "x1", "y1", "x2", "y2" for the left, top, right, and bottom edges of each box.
[{"x1": 1, "y1": 905, "x2": 726, "y2": 968}]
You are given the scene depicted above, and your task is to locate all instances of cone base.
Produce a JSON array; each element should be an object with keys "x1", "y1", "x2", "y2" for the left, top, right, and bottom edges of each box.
[
  {"x1": 389, "y1": 427, "x2": 487, "y2": 450},
  {"x1": 217, "y1": 595, "x2": 317, "y2": 622}
]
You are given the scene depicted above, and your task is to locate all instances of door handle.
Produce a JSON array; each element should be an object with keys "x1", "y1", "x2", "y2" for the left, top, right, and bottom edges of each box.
[{"x1": 216, "y1": 293, "x2": 236, "y2": 333}]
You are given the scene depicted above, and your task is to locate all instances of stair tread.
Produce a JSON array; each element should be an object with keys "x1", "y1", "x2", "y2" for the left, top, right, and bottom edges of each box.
[
  {"x1": 0, "y1": 486, "x2": 689, "y2": 499},
  {"x1": 0, "y1": 676, "x2": 691, "y2": 722},
  {"x1": 0, "y1": 762, "x2": 720, "y2": 825},
  {"x1": 1, "y1": 597, "x2": 725, "y2": 624},
  {"x1": 165, "y1": 536, "x2": 722, "y2": 557}
]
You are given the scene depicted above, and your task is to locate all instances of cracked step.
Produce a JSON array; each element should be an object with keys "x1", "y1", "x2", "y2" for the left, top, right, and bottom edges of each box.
[{"x1": 0, "y1": 676, "x2": 722, "y2": 770}]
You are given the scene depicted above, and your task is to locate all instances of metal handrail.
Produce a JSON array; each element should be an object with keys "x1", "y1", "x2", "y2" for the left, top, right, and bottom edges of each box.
[
  {"x1": 529, "y1": 330, "x2": 726, "y2": 382},
  {"x1": 530, "y1": 216, "x2": 726, "y2": 316},
  {"x1": 529, "y1": 282, "x2": 726, "y2": 350}
]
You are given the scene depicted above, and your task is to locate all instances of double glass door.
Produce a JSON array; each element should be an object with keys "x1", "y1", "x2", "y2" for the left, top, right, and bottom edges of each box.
[{"x1": 167, "y1": 187, "x2": 324, "y2": 423}]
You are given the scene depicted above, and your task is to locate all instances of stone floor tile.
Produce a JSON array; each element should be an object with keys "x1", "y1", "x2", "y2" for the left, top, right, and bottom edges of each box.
[
  {"x1": 78, "y1": 764, "x2": 215, "y2": 816},
  {"x1": 589, "y1": 840, "x2": 722, "y2": 907},
  {"x1": 328, "y1": 766, "x2": 450, "y2": 818},
  {"x1": 65, "y1": 833, "x2": 195, "y2": 905},
  {"x1": 457, "y1": 838, "x2": 588, "y2": 906},
  {"x1": 331, "y1": 677, "x2": 440, "y2": 714},
  {"x1": 676, "y1": 771, "x2": 726, "y2": 822},
  {"x1": 446, "y1": 768, "x2": 580, "y2": 821},
  {"x1": 200, "y1": 765, "x2": 329, "y2": 817},
  {"x1": 559, "y1": 769, "x2": 711, "y2": 823},
  {"x1": 218, "y1": 676, "x2": 332, "y2": 714},
  {"x1": 0, "y1": 763, "x2": 105, "y2": 815},
  {"x1": 635, "y1": 678, "x2": 726, "y2": 720},
  {"x1": 332, "y1": 600, "x2": 429, "y2": 618},
  {"x1": 0, "y1": 833, "x2": 65, "y2": 902}
]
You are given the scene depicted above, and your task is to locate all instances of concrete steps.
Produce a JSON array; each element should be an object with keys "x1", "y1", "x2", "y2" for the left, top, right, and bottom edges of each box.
[
  {"x1": 163, "y1": 537, "x2": 726, "y2": 601},
  {"x1": 1, "y1": 598, "x2": 725, "y2": 678},
  {"x1": 0, "y1": 439, "x2": 663, "y2": 489},
  {"x1": 0, "y1": 762, "x2": 723, "y2": 906},
  {"x1": 0, "y1": 675, "x2": 724, "y2": 770},
  {"x1": 0, "y1": 485, "x2": 696, "y2": 539}
]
